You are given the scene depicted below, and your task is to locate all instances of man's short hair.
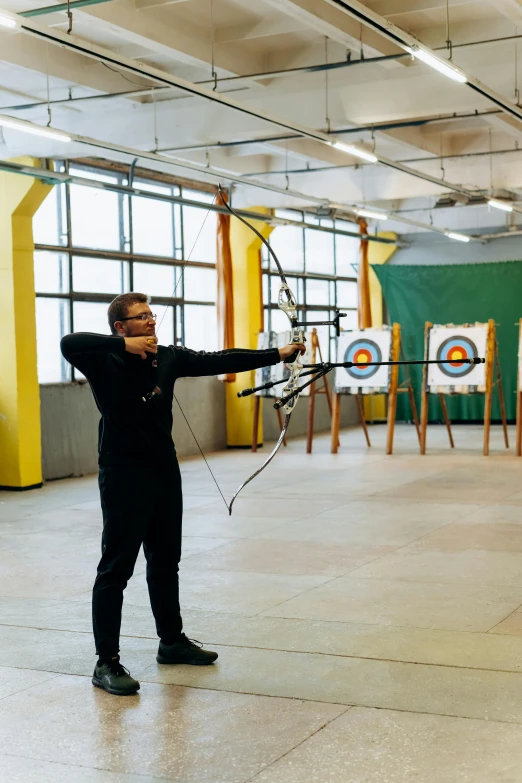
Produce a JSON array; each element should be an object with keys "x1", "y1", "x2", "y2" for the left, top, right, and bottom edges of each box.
[{"x1": 108, "y1": 293, "x2": 150, "y2": 334}]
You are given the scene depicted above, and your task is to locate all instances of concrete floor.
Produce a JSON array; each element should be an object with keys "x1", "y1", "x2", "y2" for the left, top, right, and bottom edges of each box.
[{"x1": 2, "y1": 423, "x2": 522, "y2": 782}]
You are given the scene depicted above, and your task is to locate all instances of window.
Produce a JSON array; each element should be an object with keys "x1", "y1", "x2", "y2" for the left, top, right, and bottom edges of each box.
[
  {"x1": 33, "y1": 163, "x2": 218, "y2": 382},
  {"x1": 263, "y1": 217, "x2": 358, "y2": 360}
]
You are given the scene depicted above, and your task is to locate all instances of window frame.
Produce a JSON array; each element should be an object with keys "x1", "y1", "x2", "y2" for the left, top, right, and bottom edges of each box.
[{"x1": 34, "y1": 161, "x2": 218, "y2": 383}]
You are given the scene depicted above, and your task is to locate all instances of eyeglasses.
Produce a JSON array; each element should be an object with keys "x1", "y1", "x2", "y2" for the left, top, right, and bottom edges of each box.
[{"x1": 119, "y1": 313, "x2": 157, "y2": 322}]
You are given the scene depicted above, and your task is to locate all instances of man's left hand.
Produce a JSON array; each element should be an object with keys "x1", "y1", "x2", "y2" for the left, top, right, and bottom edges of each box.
[{"x1": 279, "y1": 343, "x2": 306, "y2": 362}]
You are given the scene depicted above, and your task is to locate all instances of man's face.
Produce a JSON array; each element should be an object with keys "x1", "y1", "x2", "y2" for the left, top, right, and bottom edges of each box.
[{"x1": 114, "y1": 302, "x2": 157, "y2": 337}]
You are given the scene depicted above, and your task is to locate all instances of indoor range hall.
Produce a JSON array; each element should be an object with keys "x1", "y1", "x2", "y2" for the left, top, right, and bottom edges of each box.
[{"x1": 3, "y1": 1, "x2": 522, "y2": 782}]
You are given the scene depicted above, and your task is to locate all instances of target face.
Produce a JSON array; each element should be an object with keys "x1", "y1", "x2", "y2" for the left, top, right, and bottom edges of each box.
[
  {"x1": 427, "y1": 325, "x2": 487, "y2": 391},
  {"x1": 344, "y1": 339, "x2": 382, "y2": 379},
  {"x1": 335, "y1": 329, "x2": 392, "y2": 392},
  {"x1": 436, "y1": 335, "x2": 478, "y2": 378}
]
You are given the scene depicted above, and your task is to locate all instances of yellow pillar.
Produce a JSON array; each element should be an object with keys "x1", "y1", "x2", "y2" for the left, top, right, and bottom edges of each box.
[
  {"x1": 364, "y1": 232, "x2": 397, "y2": 421},
  {"x1": 226, "y1": 211, "x2": 273, "y2": 447},
  {"x1": 0, "y1": 159, "x2": 52, "y2": 489}
]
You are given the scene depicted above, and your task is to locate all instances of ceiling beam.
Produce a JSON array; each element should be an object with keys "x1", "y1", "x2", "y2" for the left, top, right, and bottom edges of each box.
[
  {"x1": 0, "y1": 33, "x2": 143, "y2": 96},
  {"x1": 215, "y1": 16, "x2": 304, "y2": 44},
  {"x1": 80, "y1": 0, "x2": 265, "y2": 74},
  {"x1": 491, "y1": 0, "x2": 522, "y2": 26},
  {"x1": 261, "y1": 0, "x2": 405, "y2": 58},
  {"x1": 320, "y1": 0, "x2": 522, "y2": 127},
  {"x1": 367, "y1": 0, "x2": 479, "y2": 17}
]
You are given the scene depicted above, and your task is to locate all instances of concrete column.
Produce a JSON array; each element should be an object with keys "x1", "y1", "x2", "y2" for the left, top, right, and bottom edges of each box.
[
  {"x1": 226, "y1": 211, "x2": 273, "y2": 447},
  {"x1": 0, "y1": 160, "x2": 52, "y2": 489}
]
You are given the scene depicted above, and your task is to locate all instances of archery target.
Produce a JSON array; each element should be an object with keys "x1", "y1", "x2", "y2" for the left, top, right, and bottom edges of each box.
[
  {"x1": 335, "y1": 329, "x2": 392, "y2": 392},
  {"x1": 427, "y1": 325, "x2": 487, "y2": 390}
]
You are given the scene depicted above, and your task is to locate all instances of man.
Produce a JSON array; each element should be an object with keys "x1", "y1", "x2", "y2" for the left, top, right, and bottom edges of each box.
[{"x1": 61, "y1": 292, "x2": 304, "y2": 697}]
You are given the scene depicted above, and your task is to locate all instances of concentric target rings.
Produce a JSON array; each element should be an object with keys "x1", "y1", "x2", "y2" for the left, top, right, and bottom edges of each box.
[
  {"x1": 436, "y1": 335, "x2": 478, "y2": 378},
  {"x1": 344, "y1": 339, "x2": 382, "y2": 379}
]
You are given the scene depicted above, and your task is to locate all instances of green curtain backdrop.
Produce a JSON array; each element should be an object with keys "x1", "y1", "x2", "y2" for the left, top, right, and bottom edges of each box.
[{"x1": 373, "y1": 261, "x2": 522, "y2": 422}]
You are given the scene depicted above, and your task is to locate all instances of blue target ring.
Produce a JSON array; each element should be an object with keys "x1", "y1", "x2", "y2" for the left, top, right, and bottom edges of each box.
[
  {"x1": 436, "y1": 335, "x2": 478, "y2": 378},
  {"x1": 344, "y1": 339, "x2": 382, "y2": 379}
]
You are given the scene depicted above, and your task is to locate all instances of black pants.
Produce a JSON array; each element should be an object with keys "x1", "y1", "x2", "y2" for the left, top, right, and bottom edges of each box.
[{"x1": 93, "y1": 459, "x2": 183, "y2": 657}]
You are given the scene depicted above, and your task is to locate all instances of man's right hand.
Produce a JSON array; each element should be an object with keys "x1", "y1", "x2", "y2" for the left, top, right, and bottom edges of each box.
[{"x1": 124, "y1": 336, "x2": 158, "y2": 360}]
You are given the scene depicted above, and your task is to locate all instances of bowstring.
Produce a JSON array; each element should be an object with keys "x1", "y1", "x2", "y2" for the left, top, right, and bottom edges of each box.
[{"x1": 155, "y1": 188, "x2": 231, "y2": 512}]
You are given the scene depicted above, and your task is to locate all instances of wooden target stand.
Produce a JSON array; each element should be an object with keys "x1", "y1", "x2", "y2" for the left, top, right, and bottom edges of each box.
[
  {"x1": 306, "y1": 329, "x2": 338, "y2": 453},
  {"x1": 420, "y1": 319, "x2": 509, "y2": 456},
  {"x1": 251, "y1": 395, "x2": 287, "y2": 452},
  {"x1": 251, "y1": 329, "x2": 334, "y2": 453},
  {"x1": 331, "y1": 323, "x2": 420, "y2": 454},
  {"x1": 517, "y1": 318, "x2": 522, "y2": 457}
]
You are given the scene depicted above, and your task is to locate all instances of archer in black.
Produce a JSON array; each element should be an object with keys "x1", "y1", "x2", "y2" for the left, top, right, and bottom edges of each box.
[{"x1": 61, "y1": 332, "x2": 280, "y2": 658}]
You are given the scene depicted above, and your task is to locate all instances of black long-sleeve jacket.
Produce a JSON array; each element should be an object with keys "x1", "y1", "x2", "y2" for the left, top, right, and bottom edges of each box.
[{"x1": 60, "y1": 333, "x2": 280, "y2": 466}]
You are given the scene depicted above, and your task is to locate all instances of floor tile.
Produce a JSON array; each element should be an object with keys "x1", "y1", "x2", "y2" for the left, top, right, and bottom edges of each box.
[
  {"x1": 351, "y1": 548, "x2": 522, "y2": 586},
  {"x1": 0, "y1": 675, "x2": 346, "y2": 782},
  {"x1": 261, "y1": 575, "x2": 522, "y2": 631},
  {"x1": 183, "y1": 538, "x2": 394, "y2": 576},
  {"x1": 251, "y1": 706, "x2": 522, "y2": 783}
]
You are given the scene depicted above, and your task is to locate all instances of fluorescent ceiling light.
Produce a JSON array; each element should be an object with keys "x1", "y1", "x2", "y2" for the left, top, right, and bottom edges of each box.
[
  {"x1": 446, "y1": 231, "x2": 471, "y2": 242},
  {"x1": 488, "y1": 198, "x2": 513, "y2": 212},
  {"x1": 0, "y1": 116, "x2": 72, "y2": 143},
  {"x1": 406, "y1": 47, "x2": 467, "y2": 84},
  {"x1": 332, "y1": 141, "x2": 378, "y2": 163},
  {"x1": 357, "y1": 208, "x2": 388, "y2": 220},
  {"x1": 0, "y1": 12, "x2": 16, "y2": 27}
]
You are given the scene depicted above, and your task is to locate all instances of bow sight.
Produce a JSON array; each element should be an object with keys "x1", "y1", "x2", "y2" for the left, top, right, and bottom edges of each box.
[{"x1": 294, "y1": 309, "x2": 347, "y2": 337}]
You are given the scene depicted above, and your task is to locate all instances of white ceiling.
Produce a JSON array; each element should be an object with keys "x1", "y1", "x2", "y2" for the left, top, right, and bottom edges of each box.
[{"x1": 2, "y1": 0, "x2": 522, "y2": 237}]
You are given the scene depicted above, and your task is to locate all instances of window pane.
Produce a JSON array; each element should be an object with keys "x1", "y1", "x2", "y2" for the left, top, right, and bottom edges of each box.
[
  {"x1": 184, "y1": 305, "x2": 217, "y2": 351},
  {"x1": 132, "y1": 195, "x2": 174, "y2": 257},
  {"x1": 33, "y1": 188, "x2": 60, "y2": 246},
  {"x1": 155, "y1": 305, "x2": 174, "y2": 346},
  {"x1": 275, "y1": 208, "x2": 303, "y2": 222},
  {"x1": 341, "y1": 310, "x2": 359, "y2": 330},
  {"x1": 174, "y1": 204, "x2": 182, "y2": 259},
  {"x1": 132, "y1": 263, "x2": 181, "y2": 298},
  {"x1": 269, "y1": 226, "x2": 303, "y2": 272},
  {"x1": 183, "y1": 188, "x2": 216, "y2": 204},
  {"x1": 69, "y1": 167, "x2": 118, "y2": 184},
  {"x1": 34, "y1": 251, "x2": 69, "y2": 294},
  {"x1": 183, "y1": 267, "x2": 216, "y2": 302},
  {"x1": 73, "y1": 301, "x2": 110, "y2": 335},
  {"x1": 305, "y1": 228, "x2": 334, "y2": 275},
  {"x1": 182, "y1": 205, "x2": 217, "y2": 263},
  {"x1": 306, "y1": 278, "x2": 330, "y2": 306},
  {"x1": 336, "y1": 281, "x2": 357, "y2": 308},
  {"x1": 36, "y1": 297, "x2": 70, "y2": 383},
  {"x1": 336, "y1": 234, "x2": 359, "y2": 277},
  {"x1": 270, "y1": 308, "x2": 292, "y2": 333},
  {"x1": 134, "y1": 179, "x2": 171, "y2": 195},
  {"x1": 70, "y1": 184, "x2": 121, "y2": 251},
  {"x1": 73, "y1": 256, "x2": 129, "y2": 294}
]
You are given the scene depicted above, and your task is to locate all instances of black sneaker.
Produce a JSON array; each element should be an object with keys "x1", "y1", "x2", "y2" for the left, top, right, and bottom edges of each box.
[
  {"x1": 92, "y1": 656, "x2": 140, "y2": 696},
  {"x1": 157, "y1": 634, "x2": 218, "y2": 666}
]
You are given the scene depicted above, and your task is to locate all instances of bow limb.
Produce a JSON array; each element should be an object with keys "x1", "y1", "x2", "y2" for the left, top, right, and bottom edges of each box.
[
  {"x1": 218, "y1": 184, "x2": 303, "y2": 511},
  {"x1": 228, "y1": 414, "x2": 291, "y2": 516}
]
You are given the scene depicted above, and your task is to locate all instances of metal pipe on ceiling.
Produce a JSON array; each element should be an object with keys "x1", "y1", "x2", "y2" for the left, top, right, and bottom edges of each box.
[
  {"x1": 321, "y1": 0, "x2": 522, "y2": 125},
  {"x1": 242, "y1": 145, "x2": 522, "y2": 177},
  {"x1": 19, "y1": 0, "x2": 111, "y2": 17},
  {"x1": 3, "y1": 28, "x2": 522, "y2": 113},
  {"x1": 0, "y1": 11, "x2": 487, "y2": 200},
  {"x1": 0, "y1": 158, "x2": 399, "y2": 244}
]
